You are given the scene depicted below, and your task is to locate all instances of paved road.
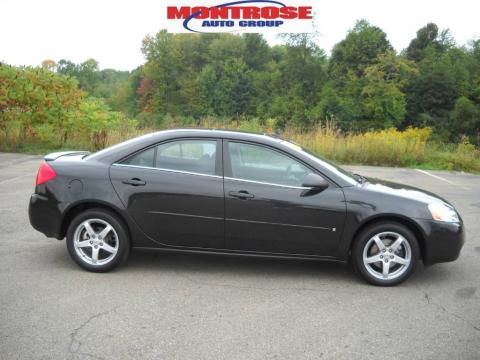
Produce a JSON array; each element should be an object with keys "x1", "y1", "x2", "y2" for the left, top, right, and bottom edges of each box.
[{"x1": 0, "y1": 153, "x2": 479, "y2": 360}]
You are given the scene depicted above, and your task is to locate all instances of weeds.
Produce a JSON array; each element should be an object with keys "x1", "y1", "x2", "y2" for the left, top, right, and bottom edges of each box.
[{"x1": 1, "y1": 118, "x2": 479, "y2": 173}]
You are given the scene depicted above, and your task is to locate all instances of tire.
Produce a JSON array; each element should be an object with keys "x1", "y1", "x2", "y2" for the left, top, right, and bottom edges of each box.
[
  {"x1": 352, "y1": 222, "x2": 420, "y2": 286},
  {"x1": 66, "y1": 208, "x2": 130, "y2": 272}
]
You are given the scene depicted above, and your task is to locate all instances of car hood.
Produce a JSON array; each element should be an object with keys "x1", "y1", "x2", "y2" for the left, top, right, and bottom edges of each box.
[{"x1": 360, "y1": 177, "x2": 453, "y2": 207}]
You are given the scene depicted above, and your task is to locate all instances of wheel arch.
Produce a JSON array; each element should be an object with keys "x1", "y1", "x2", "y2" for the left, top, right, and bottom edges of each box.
[
  {"x1": 60, "y1": 200, "x2": 130, "y2": 240},
  {"x1": 348, "y1": 215, "x2": 427, "y2": 262}
]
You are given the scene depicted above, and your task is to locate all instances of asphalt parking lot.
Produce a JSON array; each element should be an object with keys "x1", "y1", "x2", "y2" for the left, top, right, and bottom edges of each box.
[{"x1": 0, "y1": 153, "x2": 479, "y2": 359}]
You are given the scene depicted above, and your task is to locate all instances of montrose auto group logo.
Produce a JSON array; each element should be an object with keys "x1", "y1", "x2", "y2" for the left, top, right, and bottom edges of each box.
[{"x1": 161, "y1": 0, "x2": 316, "y2": 33}]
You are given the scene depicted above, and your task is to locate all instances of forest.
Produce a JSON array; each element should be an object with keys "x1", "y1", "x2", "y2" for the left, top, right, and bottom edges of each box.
[{"x1": 1, "y1": 21, "x2": 479, "y2": 171}]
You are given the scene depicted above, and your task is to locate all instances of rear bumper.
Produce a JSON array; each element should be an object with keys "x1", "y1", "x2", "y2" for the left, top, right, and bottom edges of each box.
[
  {"x1": 29, "y1": 193, "x2": 62, "y2": 239},
  {"x1": 415, "y1": 219, "x2": 465, "y2": 265}
]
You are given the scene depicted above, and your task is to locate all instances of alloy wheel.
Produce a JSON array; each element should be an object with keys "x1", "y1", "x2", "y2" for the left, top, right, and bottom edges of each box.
[
  {"x1": 362, "y1": 231, "x2": 412, "y2": 281},
  {"x1": 73, "y1": 218, "x2": 119, "y2": 266}
]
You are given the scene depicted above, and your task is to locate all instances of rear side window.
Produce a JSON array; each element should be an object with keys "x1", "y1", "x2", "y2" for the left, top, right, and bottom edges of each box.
[
  {"x1": 123, "y1": 147, "x2": 155, "y2": 167},
  {"x1": 156, "y1": 140, "x2": 216, "y2": 175}
]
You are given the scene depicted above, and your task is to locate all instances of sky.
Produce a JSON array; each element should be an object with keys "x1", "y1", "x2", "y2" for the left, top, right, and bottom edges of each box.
[{"x1": 1, "y1": 0, "x2": 479, "y2": 71}]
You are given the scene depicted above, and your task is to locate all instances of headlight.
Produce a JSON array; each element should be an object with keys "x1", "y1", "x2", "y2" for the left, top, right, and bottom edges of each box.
[{"x1": 428, "y1": 203, "x2": 459, "y2": 223}]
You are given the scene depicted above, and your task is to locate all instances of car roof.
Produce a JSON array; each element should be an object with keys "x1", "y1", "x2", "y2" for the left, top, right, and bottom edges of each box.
[
  {"x1": 88, "y1": 128, "x2": 285, "y2": 161},
  {"x1": 157, "y1": 128, "x2": 284, "y2": 142}
]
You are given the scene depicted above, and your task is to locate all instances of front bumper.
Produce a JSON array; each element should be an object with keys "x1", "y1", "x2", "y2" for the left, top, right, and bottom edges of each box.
[
  {"x1": 415, "y1": 218, "x2": 465, "y2": 265},
  {"x1": 29, "y1": 193, "x2": 62, "y2": 239}
]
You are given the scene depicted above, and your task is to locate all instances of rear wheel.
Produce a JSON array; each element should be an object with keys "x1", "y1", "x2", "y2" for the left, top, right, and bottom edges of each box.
[
  {"x1": 66, "y1": 209, "x2": 130, "y2": 272},
  {"x1": 352, "y1": 222, "x2": 420, "y2": 286}
]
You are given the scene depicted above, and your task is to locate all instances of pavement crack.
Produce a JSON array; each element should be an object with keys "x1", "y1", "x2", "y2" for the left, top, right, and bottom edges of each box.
[
  {"x1": 68, "y1": 309, "x2": 116, "y2": 360},
  {"x1": 424, "y1": 292, "x2": 480, "y2": 333}
]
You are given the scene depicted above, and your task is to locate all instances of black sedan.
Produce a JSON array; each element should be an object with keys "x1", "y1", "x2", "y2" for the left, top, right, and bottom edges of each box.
[{"x1": 28, "y1": 129, "x2": 464, "y2": 285}]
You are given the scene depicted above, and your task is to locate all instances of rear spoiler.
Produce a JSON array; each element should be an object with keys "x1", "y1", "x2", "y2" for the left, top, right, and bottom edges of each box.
[{"x1": 44, "y1": 151, "x2": 91, "y2": 161}]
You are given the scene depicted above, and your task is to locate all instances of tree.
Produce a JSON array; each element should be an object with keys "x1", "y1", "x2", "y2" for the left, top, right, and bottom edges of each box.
[
  {"x1": 361, "y1": 52, "x2": 418, "y2": 128},
  {"x1": 404, "y1": 45, "x2": 468, "y2": 135},
  {"x1": 242, "y1": 34, "x2": 271, "y2": 71},
  {"x1": 57, "y1": 59, "x2": 78, "y2": 77},
  {"x1": 0, "y1": 64, "x2": 132, "y2": 147},
  {"x1": 329, "y1": 20, "x2": 393, "y2": 79},
  {"x1": 275, "y1": 33, "x2": 327, "y2": 126},
  {"x1": 141, "y1": 31, "x2": 181, "y2": 116},
  {"x1": 41, "y1": 59, "x2": 57, "y2": 72},
  {"x1": 406, "y1": 23, "x2": 456, "y2": 63},
  {"x1": 208, "y1": 34, "x2": 245, "y2": 63},
  {"x1": 452, "y1": 97, "x2": 479, "y2": 139},
  {"x1": 406, "y1": 23, "x2": 439, "y2": 62},
  {"x1": 73, "y1": 97, "x2": 123, "y2": 149},
  {"x1": 320, "y1": 21, "x2": 396, "y2": 130},
  {"x1": 77, "y1": 58, "x2": 100, "y2": 91},
  {"x1": 0, "y1": 64, "x2": 82, "y2": 140},
  {"x1": 57, "y1": 58, "x2": 131, "y2": 111}
]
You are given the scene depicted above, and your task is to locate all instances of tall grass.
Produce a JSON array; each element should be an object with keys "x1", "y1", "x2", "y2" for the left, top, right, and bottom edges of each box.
[
  {"x1": 284, "y1": 124, "x2": 433, "y2": 167},
  {"x1": 286, "y1": 125, "x2": 479, "y2": 172},
  {"x1": 1, "y1": 117, "x2": 479, "y2": 172}
]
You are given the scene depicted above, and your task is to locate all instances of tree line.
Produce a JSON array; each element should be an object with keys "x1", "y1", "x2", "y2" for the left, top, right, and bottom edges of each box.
[{"x1": 3, "y1": 20, "x2": 480, "y2": 146}]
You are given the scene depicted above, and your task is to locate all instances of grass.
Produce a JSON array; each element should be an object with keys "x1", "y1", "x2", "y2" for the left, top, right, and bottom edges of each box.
[
  {"x1": 284, "y1": 125, "x2": 480, "y2": 172},
  {"x1": 1, "y1": 118, "x2": 479, "y2": 173}
]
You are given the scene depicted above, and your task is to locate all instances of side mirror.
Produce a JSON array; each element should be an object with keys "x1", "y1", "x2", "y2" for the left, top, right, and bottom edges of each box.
[{"x1": 302, "y1": 173, "x2": 329, "y2": 193}]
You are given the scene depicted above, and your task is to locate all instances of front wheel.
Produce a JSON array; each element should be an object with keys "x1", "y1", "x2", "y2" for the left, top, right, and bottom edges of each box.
[
  {"x1": 66, "y1": 209, "x2": 130, "y2": 272},
  {"x1": 352, "y1": 222, "x2": 420, "y2": 286}
]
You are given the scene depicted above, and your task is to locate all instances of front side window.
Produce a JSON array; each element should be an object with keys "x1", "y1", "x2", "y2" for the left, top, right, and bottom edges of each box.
[
  {"x1": 156, "y1": 140, "x2": 217, "y2": 175},
  {"x1": 228, "y1": 142, "x2": 312, "y2": 187}
]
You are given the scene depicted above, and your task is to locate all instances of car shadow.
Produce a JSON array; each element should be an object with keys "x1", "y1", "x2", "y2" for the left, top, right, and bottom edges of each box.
[
  {"x1": 124, "y1": 249, "x2": 356, "y2": 284},
  {"x1": 123, "y1": 250, "x2": 459, "y2": 288},
  {"x1": 408, "y1": 262, "x2": 458, "y2": 286},
  {"x1": 47, "y1": 244, "x2": 456, "y2": 287}
]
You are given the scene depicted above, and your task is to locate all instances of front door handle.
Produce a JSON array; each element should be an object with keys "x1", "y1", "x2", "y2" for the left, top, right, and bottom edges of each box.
[
  {"x1": 229, "y1": 190, "x2": 254, "y2": 199},
  {"x1": 122, "y1": 178, "x2": 146, "y2": 186}
]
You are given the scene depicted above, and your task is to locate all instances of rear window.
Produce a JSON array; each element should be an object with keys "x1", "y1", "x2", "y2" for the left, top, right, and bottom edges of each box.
[
  {"x1": 156, "y1": 140, "x2": 216, "y2": 175},
  {"x1": 123, "y1": 147, "x2": 155, "y2": 167},
  {"x1": 122, "y1": 140, "x2": 217, "y2": 176}
]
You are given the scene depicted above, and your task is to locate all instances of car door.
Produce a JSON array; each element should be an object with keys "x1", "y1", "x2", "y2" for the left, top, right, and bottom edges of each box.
[
  {"x1": 110, "y1": 138, "x2": 225, "y2": 249},
  {"x1": 223, "y1": 140, "x2": 346, "y2": 257}
]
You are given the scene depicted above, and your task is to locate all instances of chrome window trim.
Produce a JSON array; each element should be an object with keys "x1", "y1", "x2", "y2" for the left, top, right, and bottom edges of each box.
[
  {"x1": 111, "y1": 164, "x2": 311, "y2": 189},
  {"x1": 224, "y1": 176, "x2": 310, "y2": 190},
  {"x1": 111, "y1": 163, "x2": 223, "y2": 179}
]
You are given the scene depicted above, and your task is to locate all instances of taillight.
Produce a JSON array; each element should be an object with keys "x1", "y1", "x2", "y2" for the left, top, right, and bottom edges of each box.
[{"x1": 36, "y1": 162, "x2": 57, "y2": 185}]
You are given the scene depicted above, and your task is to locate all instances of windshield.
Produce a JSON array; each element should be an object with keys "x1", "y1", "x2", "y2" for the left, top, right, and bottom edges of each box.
[{"x1": 280, "y1": 140, "x2": 359, "y2": 186}]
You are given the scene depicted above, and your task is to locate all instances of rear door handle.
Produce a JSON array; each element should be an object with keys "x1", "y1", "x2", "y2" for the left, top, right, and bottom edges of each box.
[
  {"x1": 122, "y1": 178, "x2": 146, "y2": 186},
  {"x1": 229, "y1": 190, "x2": 254, "y2": 199}
]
